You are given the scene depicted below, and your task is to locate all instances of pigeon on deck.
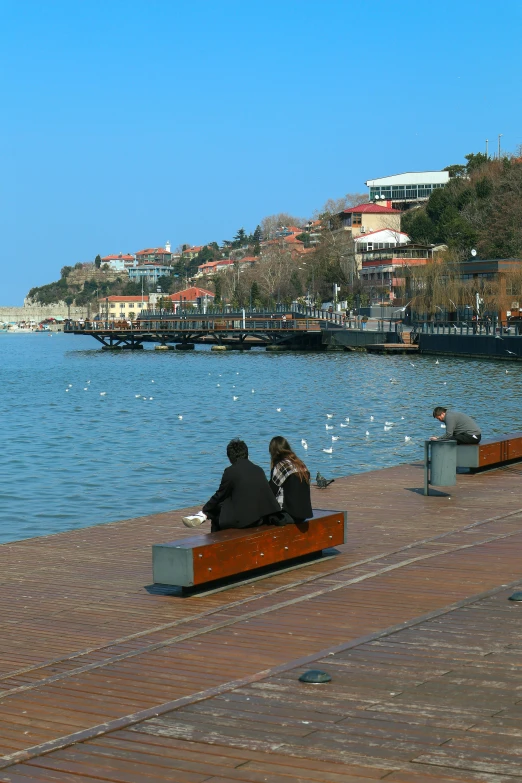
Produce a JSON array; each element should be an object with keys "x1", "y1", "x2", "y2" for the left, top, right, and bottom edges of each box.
[{"x1": 316, "y1": 471, "x2": 335, "y2": 489}]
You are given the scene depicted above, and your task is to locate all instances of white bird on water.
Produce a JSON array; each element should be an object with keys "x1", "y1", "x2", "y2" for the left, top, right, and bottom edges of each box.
[
  {"x1": 384, "y1": 426, "x2": 392, "y2": 431},
  {"x1": 340, "y1": 423, "x2": 348, "y2": 428},
  {"x1": 405, "y1": 436, "x2": 411, "y2": 442},
  {"x1": 365, "y1": 430, "x2": 370, "y2": 437},
  {"x1": 326, "y1": 414, "x2": 333, "y2": 419},
  {"x1": 385, "y1": 421, "x2": 394, "y2": 426},
  {"x1": 233, "y1": 396, "x2": 239, "y2": 401},
  {"x1": 84, "y1": 387, "x2": 88, "y2": 391},
  {"x1": 149, "y1": 397, "x2": 154, "y2": 400},
  {"x1": 251, "y1": 389, "x2": 255, "y2": 393},
  {"x1": 370, "y1": 416, "x2": 374, "y2": 422},
  {"x1": 410, "y1": 362, "x2": 415, "y2": 367},
  {"x1": 276, "y1": 408, "x2": 282, "y2": 412},
  {"x1": 178, "y1": 415, "x2": 183, "y2": 420},
  {"x1": 100, "y1": 392, "x2": 106, "y2": 396},
  {"x1": 332, "y1": 435, "x2": 339, "y2": 441},
  {"x1": 435, "y1": 360, "x2": 439, "y2": 365},
  {"x1": 325, "y1": 424, "x2": 333, "y2": 430},
  {"x1": 323, "y1": 447, "x2": 333, "y2": 454},
  {"x1": 135, "y1": 394, "x2": 141, "y2": 398},
  {"x1": 151, "y1": 380, "x2": 155, "y2": 383},
  {"x1": 345, "y1": 417, "x2": 350, "y2": 422},
  {"x1": 301, "y1": 439, "x2": 308, "y2": 449}
]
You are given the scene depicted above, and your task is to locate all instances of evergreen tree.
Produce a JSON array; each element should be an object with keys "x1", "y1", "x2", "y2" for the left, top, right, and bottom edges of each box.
[{"x1": 94, "y1": 254, "x2": 102, "y2": 269}]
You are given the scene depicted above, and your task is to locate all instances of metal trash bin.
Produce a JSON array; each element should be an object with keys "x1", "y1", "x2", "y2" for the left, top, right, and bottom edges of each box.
[{"x1": 424, "y1": 440, "x2": 457, "y2": 495}]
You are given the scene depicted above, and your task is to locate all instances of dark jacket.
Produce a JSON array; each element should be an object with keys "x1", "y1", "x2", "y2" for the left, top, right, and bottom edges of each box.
[
  {"x1": 203, "y1": 458, "x2": 281, "y2": 529},
  {"x1": 269, "y1": 471, "x2": 313, "y2": 523}
]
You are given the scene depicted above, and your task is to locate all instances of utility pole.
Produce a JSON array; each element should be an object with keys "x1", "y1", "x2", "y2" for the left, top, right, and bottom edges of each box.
[
  {"x1": 498, "y1": 134, "x2": 503, "y2": 159},
  {"x1": 485, "y1": 139, "x2": 488, "y2": 158}
]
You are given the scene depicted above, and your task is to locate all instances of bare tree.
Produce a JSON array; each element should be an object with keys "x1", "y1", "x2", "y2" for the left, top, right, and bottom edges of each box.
[
  {"x1": 313, "y1": 192, "x2": 367, "y2": 219},
  {"x1": 260, "y1": 213, "x2": 305, "y2": 241}
]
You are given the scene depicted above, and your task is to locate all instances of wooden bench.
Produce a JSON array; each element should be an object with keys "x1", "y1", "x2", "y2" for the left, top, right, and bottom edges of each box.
[
  {"x1": 152, "y1": 508, "x2": 347, "y2": 588},
  {"x1": 457, "y1": 431, "x2": 522, "y2": 471}
]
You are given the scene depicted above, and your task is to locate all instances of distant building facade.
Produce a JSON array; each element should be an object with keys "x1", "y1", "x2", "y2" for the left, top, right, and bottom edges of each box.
[
  {"x1": 366, "y1": 171, "x2": 449, "y2": 209},
  {"x1": 335, "y1": 203, "x2": 401, "y2": 237}
]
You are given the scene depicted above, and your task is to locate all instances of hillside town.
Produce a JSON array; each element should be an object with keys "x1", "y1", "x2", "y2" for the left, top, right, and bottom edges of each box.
[{"x1": 21, "y1": 153, "x2": 522, "y2": 327}]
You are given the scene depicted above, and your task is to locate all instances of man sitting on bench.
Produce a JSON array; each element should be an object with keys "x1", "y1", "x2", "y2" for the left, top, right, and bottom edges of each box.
[
  {"x1": 183, "y1": 438, "x2": 283, "y2": 532},
  {"x1": 431, "y1": 406, "x2": 481, "y2": 444}
]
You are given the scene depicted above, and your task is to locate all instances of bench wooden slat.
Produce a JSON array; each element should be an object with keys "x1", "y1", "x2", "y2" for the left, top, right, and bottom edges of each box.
[
  {"x1": 153, "y1": 508, "x2": 347, "y2": 588},
  {"x1": 457, "y1": 432, "x2": 522, "y2": 470}
]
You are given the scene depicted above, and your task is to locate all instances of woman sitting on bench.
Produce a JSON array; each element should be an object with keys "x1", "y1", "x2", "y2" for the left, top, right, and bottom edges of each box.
[{"x1": 269, "y1": 436, "x2": 313, "y2": 525}]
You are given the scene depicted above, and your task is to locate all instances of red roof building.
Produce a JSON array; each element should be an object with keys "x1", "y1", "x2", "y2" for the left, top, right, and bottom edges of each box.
[
  {"x1": 168, "y1": 286, "x2": 215, "y2": 305},
  {"x1": 335, "y1": 203, "x2": 402, "y2": 237}
]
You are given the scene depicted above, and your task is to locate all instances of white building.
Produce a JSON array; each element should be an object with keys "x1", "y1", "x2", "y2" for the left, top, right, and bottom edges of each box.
[
  {"x1": 354, "y1": 228, "x2": 410, "y2": 252},
  {"x1": 366, "y1": 171, "x2": 450, "y2": 207}
]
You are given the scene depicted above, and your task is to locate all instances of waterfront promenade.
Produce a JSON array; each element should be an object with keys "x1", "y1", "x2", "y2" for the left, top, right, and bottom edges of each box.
[{"x1": 1, "y1": 461, "x2": 522, "y2": 780}]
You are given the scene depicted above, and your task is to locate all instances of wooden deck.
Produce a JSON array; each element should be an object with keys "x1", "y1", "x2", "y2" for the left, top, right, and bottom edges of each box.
[{"x1": 1, "y1": 460, "x2": 522, "y2": 781}]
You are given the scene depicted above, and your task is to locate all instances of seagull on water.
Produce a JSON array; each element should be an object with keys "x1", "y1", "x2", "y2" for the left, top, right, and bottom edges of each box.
[
  {"x1": 100, "y1": 392, "x2": 106, "y2": 396},
  {"x1": 410, "y1": 362, "x2": 415, "y2": 367},
  {"x1": 340, "y1": 423, "x2": 348, "y2": 428},
  {"x1": 384, "y1": 426, "x2": 392, "y2": 431},
  {"x1": 345, "y1": 417, "x2": 350, "y2": 422},
  {"x1": 151, "y1": 380, "x2": 155, "y2": 383},
  {"x1": 301, "y1": 439, "x2": 308, "y2": 449},
  {"x1": 506, "y1": 350, "x2": 516, "y2": 356},
  {"x1": 149, "y1": 397, "x2": 154, "y2": 400},
  {"x1": 370, "y1": 416, "x2": 374, "y2": 421},
  {"x1": 405, "y1": 436, "x2": 411, "y2": 442},
  {"x1": 84, "y1": 387, "x2": 88, "y2": 391},
  {"x1": 251, "y1": 389, "x2": 255, "y2": 393},
  {"x1": 325, "y1": 424, "x2": 333, "y2": 430},
  {"x1": 178, "y1": 415, "x2": 183, "y2": 420},
  {"x1": 276, "y1": 408, "x2": 282, "y2": 412},
  {"x1": 435, "y1": 360, "x2": 439, "y2": 365},
  {"x1": 332, "y1": 436, "x2": 339, "y2": 441},
  {"x1": 233, "y1": 396, "x2": 239, "y2": 401},
  {"x1": 323, "y1": 447, "x2": 333, "y2": 454},
  {"x1": 385, "y1": 421, "x2": 394, "y2": 426},
  {"x1": 326, "y1": 414, "x2": 333, "y2": 419},
  {"x1": 135, "y1": 394, "x2": 141, "y2": 398},
  {"x1": 365, "y1": 430, "x2": 370, "y2": 437}
]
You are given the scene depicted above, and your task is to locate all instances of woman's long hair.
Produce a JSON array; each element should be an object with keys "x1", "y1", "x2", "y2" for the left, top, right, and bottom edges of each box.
[{"x1": 269, "y1": 436, "x2": 310, "y2": 482}]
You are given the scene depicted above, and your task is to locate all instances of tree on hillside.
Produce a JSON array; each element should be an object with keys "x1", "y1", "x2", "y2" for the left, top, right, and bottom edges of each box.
[
  {"x1": 232, "y1": 228, "x2": 247, "y2": 248},
  {"x1": 94, "y1": 255, "x2": 102, "y2": 269},
  {"x1": 260, "y1": 213, "x2": 304, "y2": 241},
  {"x1": 315, "y1": 192, "x2": 367, "y2": 218},
  {"x1": 402, "y1": 153, "x2": 522, "y2": 258}
]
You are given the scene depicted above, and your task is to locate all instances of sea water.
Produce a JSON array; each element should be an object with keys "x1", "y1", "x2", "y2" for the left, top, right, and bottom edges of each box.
[{"x1": 1, "y1": 332, "x2": 520, "y2": 543}]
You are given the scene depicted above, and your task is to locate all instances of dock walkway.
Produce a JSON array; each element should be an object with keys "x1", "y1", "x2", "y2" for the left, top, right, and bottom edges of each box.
[{"x1": 1, "y1": 461, "x2": 522, "y2": 781}]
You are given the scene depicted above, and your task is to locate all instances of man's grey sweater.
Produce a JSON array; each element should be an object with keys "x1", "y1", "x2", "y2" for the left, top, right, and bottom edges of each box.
[{"x1": 441, "y1": 410, "x2": 481, "y2": 439}]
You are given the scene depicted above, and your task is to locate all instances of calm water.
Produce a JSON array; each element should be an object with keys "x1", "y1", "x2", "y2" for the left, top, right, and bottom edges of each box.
[{"x1": 1, "y1": 333, "x2": 520, "y2": 544}]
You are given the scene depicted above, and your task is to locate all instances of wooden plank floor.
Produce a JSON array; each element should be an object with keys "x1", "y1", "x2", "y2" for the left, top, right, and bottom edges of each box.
[{"x1": 1, "y1": 461, "x2": 522, "y2": 780}]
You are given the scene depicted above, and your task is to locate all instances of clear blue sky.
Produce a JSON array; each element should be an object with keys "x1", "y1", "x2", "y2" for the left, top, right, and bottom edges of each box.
[{"x1": 1, "y1": 0, "x2": 520, "y2": 303}]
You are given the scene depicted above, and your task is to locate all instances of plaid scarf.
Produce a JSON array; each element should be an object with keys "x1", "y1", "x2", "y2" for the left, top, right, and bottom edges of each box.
[{"x1": 271, "y1": 459, "x2": 299, "y2": 507}]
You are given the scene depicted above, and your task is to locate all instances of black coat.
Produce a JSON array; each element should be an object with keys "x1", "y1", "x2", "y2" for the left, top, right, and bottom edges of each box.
[
  {"x1": 203, "y1": 458, "x2": 281, "y2": 529},
  {"x1": 269, "y1": 471, "x2": 313, "y2": 522}
]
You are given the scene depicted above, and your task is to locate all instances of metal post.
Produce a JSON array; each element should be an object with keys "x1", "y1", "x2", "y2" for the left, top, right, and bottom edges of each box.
[{"x1": 424, "y1": 441, "x2": 430, "y2": 496}]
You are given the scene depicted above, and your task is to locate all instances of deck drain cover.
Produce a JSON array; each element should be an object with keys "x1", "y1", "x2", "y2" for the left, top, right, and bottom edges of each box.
[
  {"x1": 299, "y1": 670, "x2": 331, "y2": 684},
  {"x1": 509, "y1": 591, "x2": 522, "y2": 601}
]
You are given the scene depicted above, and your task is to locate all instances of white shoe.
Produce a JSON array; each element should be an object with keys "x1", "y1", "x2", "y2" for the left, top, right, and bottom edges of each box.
[{"x1": 182, "y1": 512, "x2": 207, "y2": 528}]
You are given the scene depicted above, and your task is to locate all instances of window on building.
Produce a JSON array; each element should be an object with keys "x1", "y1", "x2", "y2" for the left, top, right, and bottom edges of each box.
[
  {"x1": 110, "y1": 304, "x2": 116, "y2": 309},
  {"x1": 352, "y1": 213, "x2": 362, "y2": 225}
]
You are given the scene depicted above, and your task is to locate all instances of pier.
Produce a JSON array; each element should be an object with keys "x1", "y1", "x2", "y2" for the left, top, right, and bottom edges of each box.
[
  {"x1": 1, "y1": 460, "x2": 522, "y2": 780},
  {"x1": 65, "y1": 308, "x2": 399, "y2": 351}
]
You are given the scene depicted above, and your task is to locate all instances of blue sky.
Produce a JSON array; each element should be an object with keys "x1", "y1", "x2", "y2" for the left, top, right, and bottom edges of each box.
[{"x1": 1, "y1": 0, "x2": 521, "y2": 303}]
